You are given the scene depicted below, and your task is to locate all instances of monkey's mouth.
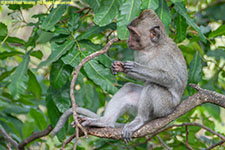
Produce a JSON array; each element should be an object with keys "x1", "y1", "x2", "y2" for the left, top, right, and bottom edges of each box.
[{"x1": 128, "y1": 45, "x2": 143, "y2": 51}]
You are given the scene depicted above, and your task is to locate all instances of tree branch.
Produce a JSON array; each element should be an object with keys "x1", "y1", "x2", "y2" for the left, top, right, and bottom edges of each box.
[
  {"x1": 206, "y1": 140, "x2": 225, "y2": 150},
  {"x1": 0, "y1": 126, "x2": 18, "y2": 149},
  {"x1": 18, "y1": 125, "x2": 53, "y2": 150},
  {"x1": 0, "y1": 125, "x2": 53, "y2": 150},
  {"x1": 81, "y1": 84, "x2": 225, "y2": 139},
  {"x1": 156, "y1": 135, "x2": 171, "y2": 150},
  {"x1": 69, "y1": 38, "x2": 119, "y2": 149}
]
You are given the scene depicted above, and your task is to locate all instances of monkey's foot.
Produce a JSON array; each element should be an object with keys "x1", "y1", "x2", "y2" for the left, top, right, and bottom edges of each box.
[
  {"x1": 82, "y1": 118, "x2": 114, "y2": 128},
  {"x1": 122, "y1": 118, "x2": 145, "y2": 143},
  {"x1": 71, "y1": 116, "x2": 87, "y2": 128},
  {"x1": 122, "y1": 124, "x2": 134, "y2": 143}
]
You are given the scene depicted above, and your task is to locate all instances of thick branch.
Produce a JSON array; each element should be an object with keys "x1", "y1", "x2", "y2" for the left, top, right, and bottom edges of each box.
[{"x1": 82, "y1": 84, "x2": 225, "y2": 139}]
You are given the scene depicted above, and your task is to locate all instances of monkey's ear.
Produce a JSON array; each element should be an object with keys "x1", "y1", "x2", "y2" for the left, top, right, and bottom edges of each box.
[
  {"x1": 127, "y1": 26, "x2": 141, "y2": 38},
  {"x1": 149, "y1": 25, "x2": 160, "y2": 43}
]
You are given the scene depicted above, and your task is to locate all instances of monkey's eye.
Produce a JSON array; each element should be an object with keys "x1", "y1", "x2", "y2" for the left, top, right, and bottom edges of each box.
[{"x1": 136, "y1": 38, "x2": 140, "y2": 42}]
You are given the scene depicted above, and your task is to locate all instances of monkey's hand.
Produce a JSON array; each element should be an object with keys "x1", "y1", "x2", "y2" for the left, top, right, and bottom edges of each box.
[
  {"x1": 111, "y1": 61, "x2": 125, "y2": 75},
  {"x1": 124, "y1": 61, "x2": 138, "y2": 73}
]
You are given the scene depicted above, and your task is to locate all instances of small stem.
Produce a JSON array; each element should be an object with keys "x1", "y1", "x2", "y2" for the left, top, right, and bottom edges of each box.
[{"x1": 185, "y1": 125, "x2": 193, "y2": 150}]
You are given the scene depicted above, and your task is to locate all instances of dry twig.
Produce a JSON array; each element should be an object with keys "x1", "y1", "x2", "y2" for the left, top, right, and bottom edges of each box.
[
  {"x1": 69, "y1": 38, "x2": 119, "y2": 150},
  {"x1": 185, "y1": 125, "x2": 193, "y2": 150}
]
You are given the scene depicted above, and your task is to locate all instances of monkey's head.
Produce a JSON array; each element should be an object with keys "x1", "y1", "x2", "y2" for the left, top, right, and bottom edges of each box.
[{"x1": 127, "y1": 9, "x2": 167, "y2": 50}]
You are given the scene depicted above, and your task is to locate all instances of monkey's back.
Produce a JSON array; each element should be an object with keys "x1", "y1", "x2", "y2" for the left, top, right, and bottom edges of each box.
[{"x1": 135, "y1": 38, "x2": 187, "y2": 105}]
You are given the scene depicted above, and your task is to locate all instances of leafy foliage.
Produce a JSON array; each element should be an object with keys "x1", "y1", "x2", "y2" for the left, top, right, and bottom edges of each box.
[{"x1": 0, "y1": 1, "x2": 224, "y2": 150}]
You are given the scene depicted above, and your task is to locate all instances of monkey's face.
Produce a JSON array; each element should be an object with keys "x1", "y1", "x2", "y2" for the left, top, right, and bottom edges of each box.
[
  {"x1": 127, "y1": 9, "x2": 166, "y2": 51},
  {"x1": 127, "y1": 24, "x2": 162, "y2": 50},
  {"x1": 127, "y1": 26, "x2": 143, "y2": 50}
]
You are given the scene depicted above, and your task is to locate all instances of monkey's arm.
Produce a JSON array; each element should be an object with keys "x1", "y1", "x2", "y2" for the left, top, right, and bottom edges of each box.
[{"x1": 124, "y1": 61, "x2": 176, "y2": 87}]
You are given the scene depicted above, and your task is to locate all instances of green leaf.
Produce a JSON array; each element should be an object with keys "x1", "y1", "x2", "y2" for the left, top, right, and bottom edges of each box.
[
  {"x1": 55, "y1": 27, "x2": 70, "y2": 35},
  {"x1": 8, "y1": 4, "x2": 20, "y2": 10},
  {"x1": 79, "y1": 40, "x2": 102, "y2": 52},
  {"x1": 41, "y1": 5, "x2": 67, "y2": 31},
  {"x1": 27, "y1": 69, "x2": 42, "y2": 99},
  {"x1": 8, "y1": 52, "x2": 30, "y2": 99},
  {"x1": 51, "y1": 83, "x2": 71, "y2": 113},
  {"x1": 38, "y1": 40, "x2": 74, "y2": 69},
  {"x1": 61, "y1": 48, "x2": 81, "y2": 68},
  {"x1": 207, "y1": 49, "x2": 225, "y2": 59},
  {"x1": 83, "y1": 0, "x2": 102, "y2": 13},
  {"x1": 62, "y1": 40, "x2": 107, "y2": 67},
  {"x1": 0, "y1": 51, "x2": 23, "y2": 60},
  {"x1": 77, "y1": 23, "x2": 116, "y2": 40},
  {"x1": 208, "y1": 24, "x2": 225, "y2": 38},
  {"x1": 30, "y1": 108, "x2": 47, "y2": 130},
  {"x1": 50, "y1": 60, "x2": 72, "y2": 89},
  {"x1": 84, "y1": 59, "x2": 118, "y2": 94},
  {"x1": 173, "y1": 2, "x2": 206, "y2": 42},
  {"x1": 22, "y1": 118, "x2": 35, "y2": 138},
  {"x1": 46, "y1": 94, "x2": 66, "y2": 139},
  {"x1": 0, "y1": 117, "x2": 21, "y2": 137},
  {"x1": 117, "y1": 0, "x2": 141, "y2": 40},
  {"x1": 203, "y1": 103, "x2": 221, "y2": 122},
  {"x1": 0, "y1": 36, "x2": 25, "y2": 45},
  {"x1": 155, "y1": 0, "x2": 171, "y2": 34},
  {"x1": 93, "y1": 0, "x2": 120, "y2": 26},
  {"x1": 30, "y1": 50, "x2": 43, "y2": 60},
  {"x1": 75, "y1": 81, "x2": 100, "y2": 112},
  {"x1": 68, "y1": 13, "x2": 80, "y2": 32},
  {"x1": 188, "y1": 52, "x2": 203, "y2": 84},
  {"x1": 0, "y1": 68, "x2": 15, "y2": 82},
  {"x1": 0, "y1": 22, "x2": 8, "y2": 36},
  {"x1": 37, "y1": 31, "x2": 54, "y2": 43},
  {"x1": 46, "y1": 95, "x2": 61, "y2": 126},
  {"x1": 175, "y1": 14, "x2": 188, "y2": 42},
  {"x1": 141, "y1": 0, "x2": 159, "y2": 10},
  {"x1": 2, "y1": 103, "x2": 30, "y2": 114},
  {"x1": 96, "y1": 54, "x2": 113, "y2": 68}
]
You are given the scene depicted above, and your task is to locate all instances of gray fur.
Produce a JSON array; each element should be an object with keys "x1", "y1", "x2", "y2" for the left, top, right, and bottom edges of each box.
[{"x1": 82, "y1": 10, "x2": 187, "y2": 143}]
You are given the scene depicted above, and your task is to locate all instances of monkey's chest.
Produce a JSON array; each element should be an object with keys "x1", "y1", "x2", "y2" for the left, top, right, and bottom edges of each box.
[{"x1": 135, "y1": 53, "x2": 157, "y2": 66}]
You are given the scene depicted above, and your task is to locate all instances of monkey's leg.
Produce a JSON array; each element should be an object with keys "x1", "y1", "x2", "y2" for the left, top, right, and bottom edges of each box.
[
  {"x1": 122, "y1": 84, "x2": 175, "y2": 143},
  {"x1": 152, "y1": 86, "x2": 175, "y2": 117},
  {"x1": 122, "y1": 84, "x2": 154, "y2": 143},
  {"x1": 82, "y1": 83, "x2": 143, "y2": 128}
]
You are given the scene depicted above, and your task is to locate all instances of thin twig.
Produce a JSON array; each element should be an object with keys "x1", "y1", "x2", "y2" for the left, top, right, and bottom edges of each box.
[
  {"x1": 0, "y1": 126, "x2": 18, "y2": 149},
  {"x1": 155, "y1": 123, "x2": 225, "y2": 150},
  {"x1": 18, "y1": 125, "x2": 53, "y2": 150},
  {"x1": 7, "y1": 143, "x2": 12, "y2": 150},
  {"x1": 156, "y1": 135, "x2": 171, "y2": 150},
  {"x1": 106, "y1": 30, "x2": 115, "y2": 43},
  {"x1": 185, "y1": 125, "x2": 193, "y2": 150},
  {"x1": 79, "y1": 0, "x2": 89, "y2": 7},
  {"x1": 61, "y1": 133, "x2": 76, "y2": 150},
  {"x1": 70, "y1": 38, "x2": 119, "y2": 150},
  {"x1": 76, "y1": 7, "x2": 90, "y2": 13},
  {"x1": 206, "y1": 140, "x2": 225, "y2": 150},
  {"x1": 74, "y1": 126, "x2": 79, "y2": 150}
]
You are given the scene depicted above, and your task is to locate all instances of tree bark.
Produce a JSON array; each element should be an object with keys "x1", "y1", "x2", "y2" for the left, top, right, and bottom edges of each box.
[{"x1": 83, "y1": 84, "x2": 225, "y2": 139}]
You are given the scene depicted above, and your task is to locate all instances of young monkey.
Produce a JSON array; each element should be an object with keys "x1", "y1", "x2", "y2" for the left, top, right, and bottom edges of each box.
[{"x1": 82, "y1": 9, "x2": 188, "y2": 143}]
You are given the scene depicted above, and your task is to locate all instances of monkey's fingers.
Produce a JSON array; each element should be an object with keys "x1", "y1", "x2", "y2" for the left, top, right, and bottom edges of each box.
[
  {"x1": 111, "y1": 67, "x2": 118, "y2": 75},
  {"x1": 122, "y1": 133, "x2": 132, "y2": 144},
  {"x1": 71, "y1": 116, "x2": 87, "y2": 128},
  {"x1": 122, "y1": 129, "x2": 133, "y2": 144}
]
